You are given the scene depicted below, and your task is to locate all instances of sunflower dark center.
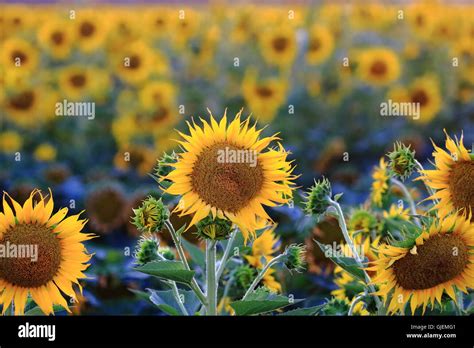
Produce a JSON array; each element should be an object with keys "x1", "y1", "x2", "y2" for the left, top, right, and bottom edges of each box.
[
  {"x1": 51, "y1": 31, "x2": 65, "y2": 45},
  {"x1": 11, "y1": 50, "x2": 27, "y2": 64},
  {"x1": 80, "y1": 21, "x2": 96, "y2": 37},
  {"x1": 393, "y1": 234, "x2": 469, "y2": 290},
  {"x1": 9, "y1": 91, "x2": 35, "y2": 110},
  {"x1": 309, "y1": 38, "x2": 322, "y2": 51},
  {"x1": 411, "y1": 89, "x2": 429, "y2": 106},
  {"x1": 70, "y1": 74, "x2": 86, "y2": 87},
  {"x1": 152, "y1": 107, "x2": 170, "y2": 122},
  {"x1": 0, "y1": 224, "x2": 62, "y2": 288},
  {"x1": 191, "y1": 142, "x2": 264, "y2": 213},
  {"x1": 129, "y1": 149, "x2": 145, "y2": 168},
  {"x1": 449, "y1": 161, "x2": 474, "y2": 217},
  {"x1": 272, "y1": 37, "x2": 288, "y2": 52},
  {"x1": 255, "y1": 86, "x2": 274, "y2": 98},
  {"x1": 370, "y1": 60, "x2": 387, "y2": 76},
  {"x1": 128, "y1": 55, "x2": 141, "y2": 69},
  {"x1": 87, "y1": 189, "x2": 125, "y2": 225}
]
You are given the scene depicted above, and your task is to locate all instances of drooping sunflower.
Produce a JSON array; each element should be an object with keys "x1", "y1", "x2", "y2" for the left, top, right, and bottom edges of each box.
[
  {"x1": 306, "y1": 25, "x2": 334, "y2": 65},
  {"x1": 357, "y1": 47, "x2": 401, "y2": 87},
  {"x1": 162, "y1": 109, "x2": 297, "y2": 241},
  {"x1": 418, "y1": 131, "x2": 473, "y2": 221},
  {"x1": 242, "y1": 70, "x2": 287, "y2": 123},
  {"x1": 369, "y1": 215, "x2": 474, "y2": 315},
  {"x1": 37, "y1": 19, "x2": 75, "y2": 60},
  {"x1": 370, "y1": 158, "x2": 390, "y2": 207},
  {"x1": 0, "y1": 190, "x2": 94, "y2": 315},
  {"x1": 259, "y1": 25, "x2": 297, "y2": 68},
  {"x1": 1, "y1": 38, "x2": 38, "y2": 73}
]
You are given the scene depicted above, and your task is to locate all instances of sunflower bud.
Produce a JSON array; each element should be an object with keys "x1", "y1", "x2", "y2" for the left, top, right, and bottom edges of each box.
[
  {"x1": 387, "y1": 142, "x2": 416, "y2": 181},
  {"x1": 196, "y1": 216, "x2": 232, "y2": 241},
  {"x1": 155, "y1": 151, "x2": 178, "y2": 179},
  {"x1": 158, "y1": 246, "x2": 175, "y2": 261},
  {"x1": 135, "y1": 236, "x2": 160, "y2": 265},
  {"x1": 235, "y1": 265, "x2": 256, "y2": 289},
  {"x1": 132, "y1": 196, "x2": 169, "y2": 233},
  {"x1": 284, "y1": 244, "x2": 306, "y2": 272},
  {"x1": 304, "y1": 177, "x2": 332, "y2": 217},
  {"x1": 348, "y1": 209, "x2": 377, "y2": 235}
]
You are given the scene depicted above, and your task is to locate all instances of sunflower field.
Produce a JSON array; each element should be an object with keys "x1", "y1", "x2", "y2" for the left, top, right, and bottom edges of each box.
[{"x1": 0, "y1": 1, "x2": 473, "y2": 319}]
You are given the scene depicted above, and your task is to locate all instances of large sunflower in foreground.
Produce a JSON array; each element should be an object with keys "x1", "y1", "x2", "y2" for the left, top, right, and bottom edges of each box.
[
  {"x1": 418, "y1": 131, "x2": 473, "y2": 221},
  {"x1": 0, "y1": 190, "x2": 94, "y2": 315},
  {"x1": 369, "y1": 215, "x2": 474, "y2": 315},
  {"x1": 162, "y1": 109, "x2": 297, "y2": 241}
]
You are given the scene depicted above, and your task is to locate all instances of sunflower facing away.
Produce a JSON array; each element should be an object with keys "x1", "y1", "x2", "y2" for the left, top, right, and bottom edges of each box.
[
  {"x1": 162, "y1": 109, "x2": 297, "y2": 242},
  {"x1": 0, "y1": 190, "x2": 94, "y2": 315},
  {"x1": 369, "y1": 214, "x2": 474, "y2": 315},
  {"x1": 418, "y1": 131, "x2": 473, "y2": 221}
]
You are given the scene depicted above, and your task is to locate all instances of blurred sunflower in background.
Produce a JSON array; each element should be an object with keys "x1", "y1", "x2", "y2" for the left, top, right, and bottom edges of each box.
[
  {"x1": 357, "y1": 47, "x2": 401, "y2": 86},
  {"x1": 306, "y1": 25, "x2": 334, "y2": 65},
  {"x1": 259, "y1": 25, "x2": 297, "y2": 69},
  {"x1": 75, "y1": 10, "x2": 108, "y2": 53},
  {"x1": 408, "y1": 75, "x2": 442, "y2": 124},
  {"x1": 1, "y1": 38, "x2": 38, "y2": 73},
  {"x1": 37, "y1": 20, "x2": 74, "y2": 60},
  {"x1": 0, "y1": 190, "x2": 94, "y2": 315}
]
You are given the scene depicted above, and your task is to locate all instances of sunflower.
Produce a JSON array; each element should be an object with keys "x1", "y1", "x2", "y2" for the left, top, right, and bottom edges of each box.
[
  {"x1": 145, "y1": 7, "x2": 172, "y2": 40},
  {"x1": 34, "y1": 143, "x2": 57, "y2": 162},
  {"x1": 408, "y1": 75, "x2": 442, "y2": 123},
  {"x1": 357, "y1": 47, "x2": 401, "y2": 87},
  {"x1": 0, "y1": 131, "x2": 23, "y2": 154},
  {"x1": 245, "y1": 227, "x2": 282, "y2": 292},
  {"x1": 114, "y1": 41, "x2": 164, "y2": 86},
  {"x1": 58, "y1": 66, "x2": 93, "y2": 101},
  {"x1": 306, "y1": 25, "x2": 334, "y2": 65},
  {"x1": 114, "y1": 145, "x2": 156, "y2": 176},
  {"x1": 370, "y1": 158, "x2": 390, "y2": 207},
  {"x1": 369, "y1": 215, "x2": 474, "y2": 315},
  {"x1": 139, "y1": 81, "x2": 176, "y2": 111},
  {"x1": 383, "y1": 204, "x2": 410, "y2": 221},
  {"x1": 418, "y1": 131, "x2": 473, "y2": 221},
  {"x1": 1, "y1": 38, "x2": 38, "y2": 73},
  {"x1": 259, "y1": 25, "x2": 297, "y2": 68},
  {"x1": 75, "y1": 11, "x2": 108, "y2": 53},
  {"x1": 162, "y1": 109, "x2": 296, "y2": 242},
  {"x1": 0, "y1": 190, "x2": 94, "y2": 315},
  {"x1": 407, "y1": 3, "x2": 436, "y2": 39},
  {"x1": 242, "y1": 70, "x2": 287, "y2": 123},
  {"x1": 37, "y1": 19, "x2": 74, "y2": 60}
]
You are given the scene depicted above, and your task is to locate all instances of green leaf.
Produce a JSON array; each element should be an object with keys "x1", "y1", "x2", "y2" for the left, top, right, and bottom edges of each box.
[
  {"x1": 134, "y1": 260, "x2": 195, "y2": 285},
  {"x1": 181, "y1": 238, "x2": 205, "y2": 268},
  {"x1": 278, "y1": 305, "x2": 324, "y2": 316},
  {"x1": 314, "y1": 240, "x2": 367, "y2": 282},
  {"x1": 230, "y1": 289, "x2": 302, "y2": 316},
  {"x1": 149, "y1": 289, "x2": 201, "y2": 316},
  {"x1": 25, "y1": 305, "x2": 68, "y2": 316}
]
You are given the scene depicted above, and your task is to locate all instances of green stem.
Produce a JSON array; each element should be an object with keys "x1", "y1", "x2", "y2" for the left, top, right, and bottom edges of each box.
[
  {"x1": 157, "y1": 254, "x2": 189, "y2": 316},
  {"x1": 456, "y1": 291, "x2": 464, "y2": 316},
  {"x1": 328, "y1": 198, "x2": 384, "y2": 314},
  {"x1": 206, "y1": 240, "x2": 217, "y2": 315},
  {"x1": 348, "y1": 294, "x2": 365, "y2": 316},
  {"x1": 165, "y1": 220, "x2": 207, "y2": 306},
  {"x1": 242, "y1": 254, "x2": 286, "y2": 301},
  {"x1": 216, "y1": 228, "x2": 238, "y2": 282},
  {"x1": 390, "y1": 178, "x2": 420, "y2": 227}
]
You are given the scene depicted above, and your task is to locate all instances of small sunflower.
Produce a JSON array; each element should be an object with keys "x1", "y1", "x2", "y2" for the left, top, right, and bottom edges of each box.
[
  {"x1": 242, "y1": 70, "x2": 287, "y2": 123},
  {"x1": 1, "y1": 38, "x2": 38, "y2": 73},
  {"x1": 259, "y1": 25, "x2": 297, "y2": 68},
  {"x1": 114, "y1": 145, "x2": 156, "y2": 176},
  {"x1": 245, "y1": 227, "x2": 282, "y2": 292},
  {"x1": 370, "y1": 158, "x2": 390, "y2": 207},
  {"x1": 33, "y1": 143, "x2": 57, "y2": 162},
  {"x1": 75, "y1": 11, "x2": 108, "y2": 53},
  {"x1": 58, "y1": 66, "x2": 93, "y2": 101},
  {"x1": 0, "y1": 190, "x2": 94, "y2": 315},
  {"x1": 85, "y1": 185, "x2": 127, "y2": 234},
  {"x1": 306, "y1": 25, "x2": 334, "y2": 65},
  {"x1": 408, "y1": 75, "x2": 442, "y2": 124},
  {"x1": 138, "y1": 81, "x2": 176, "y2": 110},
  {"x1": 369, "y1": 215, "x2": 474, "y2": 315},
  {"x1": 37, "y1": 20, "x2": 74, "y2": 60},
  {"x1": 162, "y1": 109, "x2": 296, "y2": 242},
  {"x1": 418, "y1": 131, "x2": 473, "y2": 221},
  {"x1": 0, "y1": 131, "x2": 23, "y2": 154},
  {"x1": 357, "y1": 47, "x2": 401, "y2": 87}
]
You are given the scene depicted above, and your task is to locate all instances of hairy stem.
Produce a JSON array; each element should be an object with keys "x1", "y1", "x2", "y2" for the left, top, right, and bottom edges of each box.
[
  {"x1": 216, "y1": 228, "x2": 238, "y2": 282},
  {"x1": 242, "y1": 254, "x2": 286, "y2": 301},
  {"x1": 390, "y1": 178, "x2": 420, "y2": 227},
  {"x1": 206, "y1": 240, "x2": 218, "y2": 315}
]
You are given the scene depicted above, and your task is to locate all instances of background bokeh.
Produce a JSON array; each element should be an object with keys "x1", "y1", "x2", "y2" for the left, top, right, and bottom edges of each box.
[{"x1": 0, "y1": 1, "x2": 473, "y2": 314}]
